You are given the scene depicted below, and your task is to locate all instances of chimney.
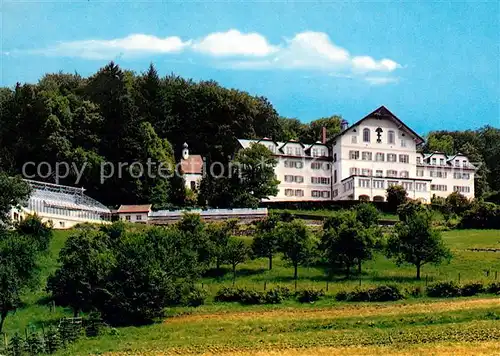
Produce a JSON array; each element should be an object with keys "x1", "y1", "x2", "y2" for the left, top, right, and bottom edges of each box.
[
  {"x1": 341, "y1": 119, "x2": 349, "y2": 131},
  {"x1": 322, "y1": 126, "x2": 327, "y2": 144}
]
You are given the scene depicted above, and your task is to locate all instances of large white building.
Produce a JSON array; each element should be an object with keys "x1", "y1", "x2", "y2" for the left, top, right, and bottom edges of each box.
[{"x1": 237, "y1": 106, "x2": 475, "y2": 203}]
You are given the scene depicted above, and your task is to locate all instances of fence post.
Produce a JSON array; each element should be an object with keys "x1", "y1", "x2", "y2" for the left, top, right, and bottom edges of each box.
[
  {"x1": 201, "y1": 282, "x2": 204, "y2": 289},
  {"x1": 264, "y1": 281, "x2": 267, "y2": 291},
  {"x1": 326, "y1": 281, "x2": 329, "y2": 292}
]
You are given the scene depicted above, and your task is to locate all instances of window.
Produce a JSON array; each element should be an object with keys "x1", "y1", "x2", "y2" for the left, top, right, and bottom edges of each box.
[
  {"x1": 375, "y1": 152, "x2": 384, "y2": 161},
  {"x1": 387, "y1": 170, "x2": 398, "y2": 177},
  {"x1": 125, "y1": 215, "x2": 131, "y2": 221},
  {"x1": 373, "y1": 180, "x2": 384, "y2": 189},
  {"x1": 136, "y1": 215, "x2": 142, "y2": 221},
  {"x1": 362, "y1": 152, "x2": 372, "y2": 161},
  {"x1": 295, "y1": 189, "x2": 304, "y2": 197},
  {"x1": 376, "y1": 170, "x2": 383, "y2": 177},
  {"x1": 416, "y1": 169, "x2": 424, "y2": 177},
  {"x1": 432, "y1": 158, "x2": 437, "y2": 165},
  {"x1": 350, "y1": 167, "x2": 359, "y2": 175},
  {"x1": 190, "y1": 181, "x2": 196, "y2": 190},
  {"x1": 400, "y1": 171, "x2": 409, "y2": 178},
  {"x1": 311, "y1": 162, "x2": 322, "y2": 170},
  {"x1": 454, "y1": 186, "x2": 470, "y2": 193},
  {"x1": 349, "y1": 150, "x2": 360, "y2": 160},
  {"x1": 402, "y1": 182, "x2": 413, "y2": 191},
  {"x1": 286, "y1": 147, "x2": 293, "y2": 155},
  {"x1": 453, "y1": 172, "x2": 461, "y2": 179},
  {"x1": 455, "y1": 160, "x2": 460, "y2": 167},
  {"x1": 323, "y1": 163, "x2": 331, "y2": 170},
  {"x1": 294, "y1": 176, "x2": 304, "y2": 183},
  {"x1": 312, "y1": 177, "x2": 330, "y2": 184},
  {"x1": 343, "y1": 180, "x2": 354, "y2": 192},
  {"x1": 312, "y1": 148, "x2": 319, "y2": 157},
  {"x1": 440, "y1": 158, "x2": 444, "y2": 166},
  {"x1": 363, "y1": 128, "x2": 370, "y2": 142},
  {"x1": 334, "y1": 170, "x2": 337, "y2": 183},
  {"x1": 401, "y1": 139, "x2": 407, "y2": 148},
  {"x1": 311, "y1": 190, "x2": 320, "y2": 198},
  {"x1": 285, "y1": 189, "x2": 294, "y2": 196},
  {"x1": 351, "y1": 135, "x2": 357, "y2": 144},
  {"x1": 387, "y1": 153, "x2": 397, "y2": 162},
  {"x1": 417, "y1": 156, "x2": 422, "y2": 164},
  {"x1": 321, "y1": 191, "x2": 330, "y2": 198},
  {"x1": 321, "y1": 149, "x2": 327, "y2": 157},
  {"x1": 59, "y1": 221, "x2": 65, "y2": 228},
  {"x1": 388, "y1": 180, "x2": 399, "y2": 187},
  {"x1": 285, "y1": 160, "x2": 303, "y2": 168},
  {"x1": 333, "y1": 153, "x2": 337, "y2": 162},
  {"x1": 399, "y1": 154, "x2": 410, "y2": 163},
  {"x1": 361, "y1": 168, "x2": 372, "y2": 176},
  {"x1": 388, "y1": 130, "x2": 395, "y2": 144},
  {"x1": 462, "y1": 160, "x2": 467, "y2": 168},
  {"x1": 285, "y1": 175, "x2": 294, "y2": 182},
  {"x1": 431, "y1": 184, "x2": 447, "y2": 192},
  {"x1": 416, "y1": 183, "x2": 427, "y2": 192},
  {"x1": 359, "y1": 179, "x2": 370, "y2": 188},
  {"x1": 332, "y1": 189, "x2": 338, "y2": 198},
  {"x1": 295, "y1": 147, "x2": 302, "y2": 156},
  {"x1": 462, "y1": 173, "x2": 470, "y2": 180}
]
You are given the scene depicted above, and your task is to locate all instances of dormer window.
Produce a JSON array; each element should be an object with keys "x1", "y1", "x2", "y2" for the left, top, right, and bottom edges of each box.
[
  {"x1": 286, "y1": 147, "x2": 293, "y2": 155},
  {"x1": 295, "y1": 147, "x2": 301, "y2": 156},
  {"x1": 432, "y1": 158, "x2": 437, "y2": 165},
  {"x1": 363, "y1": 128, "x2": 370, "y2": 143},
  {"x1": 388, "y1": 130, "x2": 395, "y2": 144},
  {"x1": 440, "y1": 158, "x2": 444, "y2": 166}
]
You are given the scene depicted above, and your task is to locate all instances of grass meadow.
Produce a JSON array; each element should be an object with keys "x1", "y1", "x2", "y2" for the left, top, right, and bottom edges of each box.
[{"x1": 3, "y1": 227, "x2": 500, "y2": 355}]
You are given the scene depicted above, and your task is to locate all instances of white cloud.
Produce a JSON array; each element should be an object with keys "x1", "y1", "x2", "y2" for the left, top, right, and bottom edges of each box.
[
  {"x1": 192, "y1": 29, "x2": 277, "y2": 57},
  {"x1": 26, "y1": 30, "x2": 402, "y2": 84},
  {"x1": 364, "y1": 76, "x2": 400, "y2": 85},
  {"x1": 38, "y1": 34, "x2": 189, "y2": 59}
]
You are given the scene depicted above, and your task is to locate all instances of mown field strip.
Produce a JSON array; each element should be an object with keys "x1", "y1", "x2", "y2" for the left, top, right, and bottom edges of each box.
[{"x1": 166, "y1": 297, "x2": 500, "y2": 324}]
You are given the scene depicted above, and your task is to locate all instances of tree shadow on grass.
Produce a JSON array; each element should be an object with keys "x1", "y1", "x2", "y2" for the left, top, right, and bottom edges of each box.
[{"x1": 369, "y1": 275, "x2": 420, "y2": 283}]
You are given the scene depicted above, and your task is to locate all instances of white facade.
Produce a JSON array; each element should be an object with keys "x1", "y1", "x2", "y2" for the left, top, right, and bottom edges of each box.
[{"x1": 237, "y1": 106, "x2": 475, "y2": 203}]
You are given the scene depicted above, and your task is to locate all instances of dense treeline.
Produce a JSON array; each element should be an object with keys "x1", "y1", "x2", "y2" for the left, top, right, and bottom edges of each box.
[
  {"x1": 1, "y1": 62, "x2": 498, "y2": 207},
  {"x1": 0, "y1": 62, "x2": 341, "y2": 207}
]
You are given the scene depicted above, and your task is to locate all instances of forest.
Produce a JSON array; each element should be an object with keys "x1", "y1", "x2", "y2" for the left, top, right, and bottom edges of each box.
[{"x1": 0, "y1": 62, "x2": 498, "y2": 208}]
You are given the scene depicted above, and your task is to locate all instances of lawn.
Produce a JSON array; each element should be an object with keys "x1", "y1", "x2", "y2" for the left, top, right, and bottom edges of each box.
[{"x1": 2, "y1": 228, "x2": 499, "y2": 355}]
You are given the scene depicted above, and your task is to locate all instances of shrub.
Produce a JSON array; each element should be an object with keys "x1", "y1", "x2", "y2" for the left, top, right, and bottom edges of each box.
[
  {"x1": 265, "y1": 287, "x2": 291, "y2": 304},
  {"x1": 239, "y1": 289, "x2": 267, "y2": 305},
  {"x1": 426, "y1": 281, "x2": 461, "y2": 298},
  {"x1": 407, "y1": 285, "x2": 424, "y2": 298},
  {"x1": 460, "y1": 202, "x2": 500, "y2": 229},
  {"x1": 182, "y1": 288, "x2": 207, "y2": 307},
  {"x1": 336, "y1": 285, "x2": 404, "y2": 302},
  {"x1": 488, "y1": 282, "x2": 500, "y2": 294},
  {"x1": 296, "y1": 289, "x2": 325, "y2": 303},
  {"x1": 214, "y1": 287, "x2": 242, "y2": 303},
  {"x1": 460, "y1": 282, "x2": 485, "y2": 297}
]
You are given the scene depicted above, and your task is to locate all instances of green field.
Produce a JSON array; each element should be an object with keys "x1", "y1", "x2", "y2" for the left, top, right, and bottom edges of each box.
[{"x1": 3, "y1": 228, "x2": 500, "y2": 355}]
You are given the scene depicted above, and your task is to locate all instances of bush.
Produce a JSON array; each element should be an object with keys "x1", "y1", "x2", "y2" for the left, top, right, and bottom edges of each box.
[
  {"x1": 296, "y1": 289, "x2": 325, "y2": 303},
  {"x1": 426, "y1": 281, "x2": 461, "y2": 298},
  {"x1": 460, "y1": 202, "x2": 500, "y2": 229},
  {"x1": 335, "y1": 285, "x2": 404, "y2": 302},
  {"x1": 182, "y1": 288, "x2": 207, "y2": 307},
  {"x1": 239, "y1": 289, "x2": 267, "y2": 305},
  {"x1": 460, "y1": 282, "x2": 485, "y2": 297},
  {"x1": 214, "y1": 287, "x2": 242, "y2": 303},
  {"x1": 265, "y1": 287, "x2": 291, "y2": 304},
  {"x1": 488, "y1": 282, "x2": 500, "y2": 294},
  {"x1": 407, "y1": 285, "x2": 424, "y2": 298}
]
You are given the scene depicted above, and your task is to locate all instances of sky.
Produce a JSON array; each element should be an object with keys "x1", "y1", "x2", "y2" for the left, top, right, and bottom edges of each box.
[{"x1": 2, "y1": 1, "x2": 499, "y2": 134}]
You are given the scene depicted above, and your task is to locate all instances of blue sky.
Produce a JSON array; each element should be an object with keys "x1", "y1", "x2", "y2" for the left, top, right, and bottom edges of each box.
[{"x1": 2, "y1": 1, "x2": 499, "y2": 134}]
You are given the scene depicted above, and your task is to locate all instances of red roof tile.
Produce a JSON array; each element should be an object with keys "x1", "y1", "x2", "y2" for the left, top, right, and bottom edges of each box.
[
  {"x1": 117, "y1": 205, "x2": 152, "y2": 213},
  {"x1": 181, "y1": 155, "x2": 203, "y2": 174}
]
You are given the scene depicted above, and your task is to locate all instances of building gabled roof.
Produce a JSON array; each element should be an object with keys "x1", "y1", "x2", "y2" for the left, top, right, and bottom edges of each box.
[
  {"x1": 181, "y1": 154, "x2": 203, "y2": 174},
  {"x1": 117, "y1": 205, "x2": 152, "y2": 214},
  {"x1": 329, "y1": 106, "x2": 425, "y2": 145}
]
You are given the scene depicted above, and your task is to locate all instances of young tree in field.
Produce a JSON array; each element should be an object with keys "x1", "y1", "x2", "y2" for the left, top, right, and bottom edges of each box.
[
  {"x1": 386, "y1": 185, "x2": 408, "y2": 212},
  {"x1": 387, "y1": 210, "x2": 451, "y2": 279},
  {"x1": 353, "y1": 203, "x2": 380, "y2": 228},
  {"x1": 47, "y1": 229, "x2": 116, "y2": 316},
  {"x1": 16, "y1": 214, "x2": 53, "y2": 252},
  {"x1": 251, "y1": 214, "x2": 281, "y2": 270},
  {"x1": 225, "y1": 237, "x2": 250, "y2": 284},
  {"x1": 206, "y1": 221, "x2": 232, "y2": 271},
  {"x1": 321, "y1": 211, "x2": 375, "y2": 278},
  {"x1": 278, "y1": 220, "x2": 314, "y2": 280},
  {"x1": 0, "y1": 233, "x2": 38, "y2": 332},
  {"x1": 397, "y1": 200, "x2": 428, "y2": 223}
]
